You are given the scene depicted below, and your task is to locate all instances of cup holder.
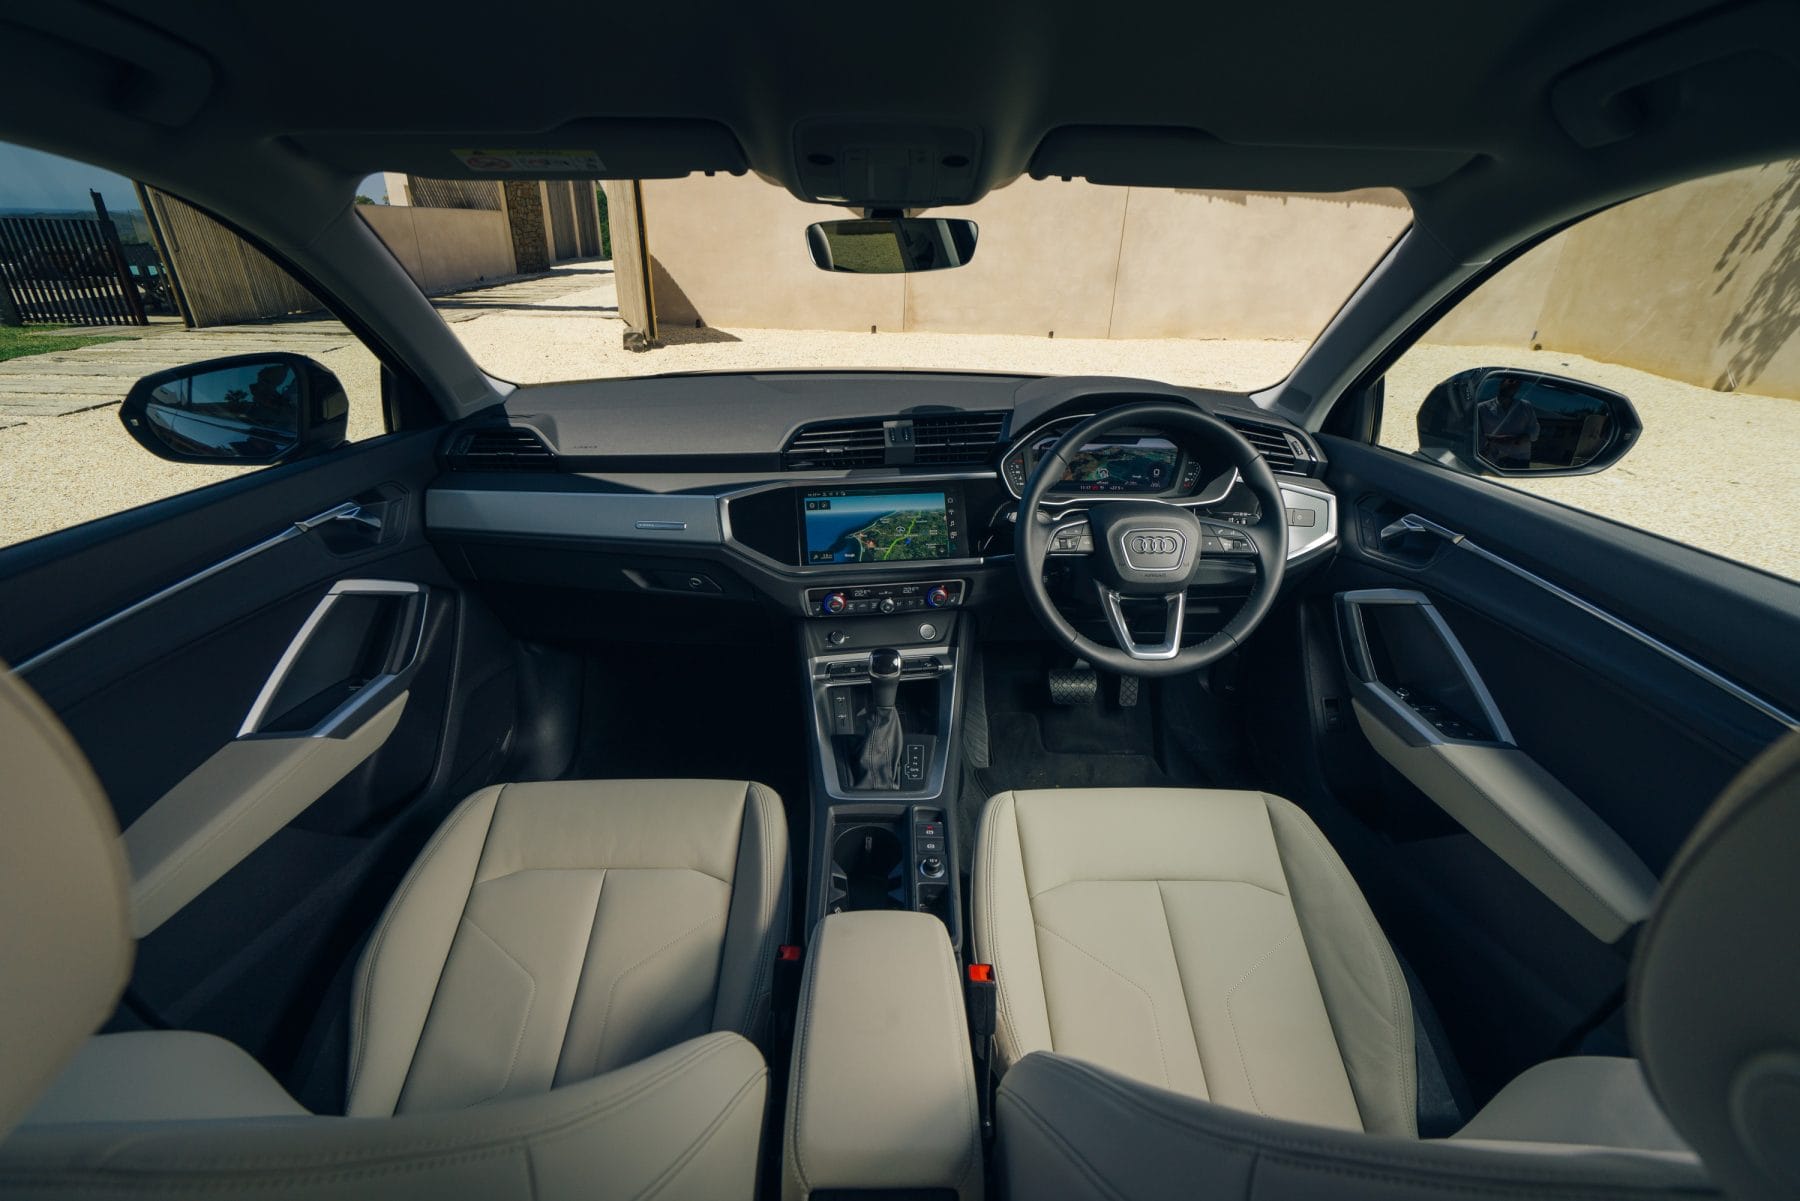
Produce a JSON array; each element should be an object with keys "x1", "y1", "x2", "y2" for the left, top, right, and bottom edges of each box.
[{"x1": 828, "y1": 823, "x2": 905, "y2": 913}]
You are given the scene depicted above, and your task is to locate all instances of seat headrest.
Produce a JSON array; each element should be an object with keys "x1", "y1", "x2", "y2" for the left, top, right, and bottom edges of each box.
[
  {"x1": 1633, "y1": 728, "x2": 1800, "y2": 1201},
  {"x1": 0, "y1": 659, "x2": 132, "y2": 1136}
]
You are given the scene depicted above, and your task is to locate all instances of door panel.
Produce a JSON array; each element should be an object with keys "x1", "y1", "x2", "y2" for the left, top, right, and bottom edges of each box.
[
  {"x1": 1295, "y1": 434, "x2": 1800, "y2": 1096},
  {"x1": 0, "y1": 428, "x2": 523, "y2": 1082}
]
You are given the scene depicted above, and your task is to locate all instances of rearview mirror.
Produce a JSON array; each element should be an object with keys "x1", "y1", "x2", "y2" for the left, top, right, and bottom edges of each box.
[
  {"x1": 1415, "y1": 367, "x2": 1641, "y2": 477},
  {"x1": 119, "y1": 353, "x2": 349, "y2": 465},
  {"x1": 806, "y1": 218, "x2": 978, "y2": 273}
]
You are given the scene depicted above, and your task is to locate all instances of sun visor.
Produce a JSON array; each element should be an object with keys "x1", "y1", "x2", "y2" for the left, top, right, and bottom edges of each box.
[
  {"x1": 293, "y1": 119, "x2": 749, "y2": 181},
  {"x1": 1029, "y1": 126, "x2": 1476, "y2": 193}
]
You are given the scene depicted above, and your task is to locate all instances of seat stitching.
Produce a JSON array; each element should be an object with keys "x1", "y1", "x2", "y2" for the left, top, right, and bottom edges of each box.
[
  {"x1": 1279, "y1": 797, "x2": 1416, "y2": 1133},
  {"x1": 455, "y1": 914, "x2": 538, "y2": 1105},
  {"x1": 17, "y1": 1036, "x2": 753, "y2": 1179},
  {"x1": 988, "y1": 794, "x2": 1033, "y2": 1066},
  {"x1": 1031, "y1": 875, "x2": 1287, "y2": 901},
  {"x1": 1035, "y1": 924, "x2": 1171, "y2": 1086},
  {"x1": 1154, "y1": 880, "x2": 1208, "y2": 1094},
  {"x1": 587, "y1": 908, "x2": 728, "y2": 1078},
  {"x1": 736, "y1": 782, "x2": 779, "y2": 1036},
  {"x1": 1223, "y1": 930, "x2": 1299, "y2": 1116},
  {"x1": 348, "y1": 785, "x2": 500, "y2": 1110},
  {"x1": 550, "y1": 868, "x2": 607, "y2": 1085},
  {"x1": 1023, "y1": 1055, "x2": 1704, "y2": 1192},
  {"x1": 633, "y1": 1070, "x2": 766, "y2": 1200}
]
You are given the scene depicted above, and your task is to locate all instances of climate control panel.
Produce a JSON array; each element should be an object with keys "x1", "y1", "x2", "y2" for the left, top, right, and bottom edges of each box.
[{"x1": 806, "y1": 579, "x2": 965, "y2": 617}]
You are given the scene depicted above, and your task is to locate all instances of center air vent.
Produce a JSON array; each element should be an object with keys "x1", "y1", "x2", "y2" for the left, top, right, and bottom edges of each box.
[
  {"x1": 1218, "y1": 413, "x2": 1313, "y2": 474},
  {"x1": 783, "y1": 411, "x2": 1006, "y2": 470},
  {"x1": 782, "y1": 419, "x2": 887, "y2": 469},
  {"x1": 912, "y1": 411, "x2": 1006, "y2": 465},
  {"x1": 448, "y1": 426, "x2": 554, "y2": 470}
]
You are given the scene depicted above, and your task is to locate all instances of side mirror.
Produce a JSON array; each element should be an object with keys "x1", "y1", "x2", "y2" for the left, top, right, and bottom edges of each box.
[
  {"x1": 1415, "y1": 367, "x2": 1641, "y2": 477},
  {"x1": 119, "y1": 353, "x2": 349, "y2": 466},
  {"x1": 805, "y1": 217, "x2": 978, "y2": 273}
]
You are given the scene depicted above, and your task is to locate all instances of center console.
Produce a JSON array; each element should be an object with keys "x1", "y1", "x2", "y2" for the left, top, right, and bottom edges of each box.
[{"x1": 783, "y1": 910, "x2": 982, "y2": 1201}]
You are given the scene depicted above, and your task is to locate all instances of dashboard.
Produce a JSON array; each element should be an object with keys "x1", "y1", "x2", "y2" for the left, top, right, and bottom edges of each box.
[{"x1": 424, "y1": 373, "x2": 1339, "y2": 625}]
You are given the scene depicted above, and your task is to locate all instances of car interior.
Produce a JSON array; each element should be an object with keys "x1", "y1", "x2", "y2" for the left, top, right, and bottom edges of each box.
[{"x1": 2, "y1": 2, "x2": 1799, "y2": 1199}]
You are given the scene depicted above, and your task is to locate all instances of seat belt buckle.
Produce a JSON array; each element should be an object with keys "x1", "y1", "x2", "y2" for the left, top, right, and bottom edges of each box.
[
  {"x1": 967, "y1": 963, "x2": 998, "y2": 1142},
  {"x1": 773, "y1": 944, "x2": 804, "y2": 1020},
  {"x1": 966, "y1": 963, "x2": 997, "y2": 1040}
]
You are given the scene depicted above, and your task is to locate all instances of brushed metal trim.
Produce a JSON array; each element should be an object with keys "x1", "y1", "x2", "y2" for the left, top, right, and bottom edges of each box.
[
  {"x1": 1385, "y1": 513, "x2": 1799, "y2": 731},
  {"x1": 14, "y1": 501, "x2": 362, "y2": 678}
]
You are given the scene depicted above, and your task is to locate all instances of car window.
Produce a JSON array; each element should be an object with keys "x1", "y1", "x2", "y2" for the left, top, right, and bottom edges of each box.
[
  {"x1": 0, "y1": 142, "x2": 384, "y2": 551},
  {"x1": 1372, "y1": 157, "x2": 1800, "y2": 582}
]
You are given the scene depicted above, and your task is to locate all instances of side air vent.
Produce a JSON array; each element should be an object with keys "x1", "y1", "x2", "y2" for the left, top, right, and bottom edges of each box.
[
  {"x1": 912, "y1": 411, "x2": 1006, "y2": 465},
  {"x1": 448, "y1": 426, "x2": 554, "y2": 470},
  {"x1": 1219, "y1": 413, "x2": 1313, "y2": 474},
  {"x1": 782, "y1": 419, "x2": 887, "y2": 469}
]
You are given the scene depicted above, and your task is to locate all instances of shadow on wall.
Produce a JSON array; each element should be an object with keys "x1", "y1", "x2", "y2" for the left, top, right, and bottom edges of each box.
[
  {"x1": 650, "y1": 254, "x2": 739, "y2": 341},
  {"x1": 1713, "y1": 160, "x2": 1800, "y2": 393}
]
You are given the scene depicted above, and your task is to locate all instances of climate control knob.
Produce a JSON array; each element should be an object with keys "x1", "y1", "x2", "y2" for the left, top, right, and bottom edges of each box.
[
  {"x1": 879, "y1": 597, "x2": 898, "y2": 614},
  {"x1": 821, "y1": 591, "x2": 848, "y2": 616},
  {"x1": 925, "y1": 584, "x2": 952, "y2": 608}
]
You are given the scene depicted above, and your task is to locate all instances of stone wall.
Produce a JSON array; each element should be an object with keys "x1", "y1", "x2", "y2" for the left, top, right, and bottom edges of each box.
[{"x1": 503, "y1": 181, "x2": 549, "y2": 275}]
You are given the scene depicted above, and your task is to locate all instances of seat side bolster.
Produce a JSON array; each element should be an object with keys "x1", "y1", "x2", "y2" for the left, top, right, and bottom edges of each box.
[
  {"x1": 345, "y1": 785, "x2": 504, "y2": 1117},
  {"x1": 712, "y1": 782, "x2": 791, "y2": 1041},
  {"x1": 973, "y1": 792, "x2": 1053, "y2": 1067},
  {"x1": 1264, "y1": 795, "x2": 1418, "y2": 1138},
  {"x1": 997, "y1": 1053, "x2": 1709, "y2": 1201},
  {"x1": 20, "y1": 1032, "x2": 306, "y2": 1126},
  {"x1": 0, "y1": 1033, "x2": 768, "y2": 1201}
]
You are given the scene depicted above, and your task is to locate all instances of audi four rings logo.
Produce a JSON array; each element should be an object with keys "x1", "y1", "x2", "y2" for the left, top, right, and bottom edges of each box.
[{"x1": 1130, "y1": 534, "x2": 1180, "y2": 555}]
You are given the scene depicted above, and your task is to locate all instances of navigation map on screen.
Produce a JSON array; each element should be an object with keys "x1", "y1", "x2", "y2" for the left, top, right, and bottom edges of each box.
[{"x1": 803, "y1": 490, "x2": 955, "y2": 564}]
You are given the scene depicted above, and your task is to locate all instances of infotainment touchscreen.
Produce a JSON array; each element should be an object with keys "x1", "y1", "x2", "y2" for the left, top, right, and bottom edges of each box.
[{"x1": 801, "y1": 487, "x2": 964, "y2": 564}]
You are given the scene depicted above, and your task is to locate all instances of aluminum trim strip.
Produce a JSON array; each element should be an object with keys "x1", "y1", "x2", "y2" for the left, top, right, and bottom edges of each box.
[
  {"x1": 1391, "y1": 513, "x2": 1799, "y2": 732},
  {"x1": 13, "y1": 501, "x2": 361, "y2": 678}
]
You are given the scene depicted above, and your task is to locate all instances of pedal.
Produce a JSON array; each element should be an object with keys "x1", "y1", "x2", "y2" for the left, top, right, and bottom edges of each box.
[
  {"x1": 1048, "y1": 667, "x2": 1097, "y2": 706},
  {"x1": 1118, "y1": 675, "x2": 1139, "y2": 708}
]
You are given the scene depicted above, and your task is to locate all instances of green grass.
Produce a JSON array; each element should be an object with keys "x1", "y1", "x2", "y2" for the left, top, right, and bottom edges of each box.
[{"x1": 0, "y1": 324, "x2": 134, "y2": 362}]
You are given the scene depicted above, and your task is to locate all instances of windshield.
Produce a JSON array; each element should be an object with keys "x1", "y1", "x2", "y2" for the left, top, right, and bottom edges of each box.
[{"x1": 363, "y1": 174, "x2": 1410, "y2": 390}]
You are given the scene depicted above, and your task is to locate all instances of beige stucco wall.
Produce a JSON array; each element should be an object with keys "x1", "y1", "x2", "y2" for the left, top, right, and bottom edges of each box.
[
  {"x1": 1424, "y1": 159, "x2": 1800, "y2": 398},
  {"x1": 629, "y1": 160, "x2": 1800, "y2": 399},
  {"x1": 637, "y1": 174, "x2": 1411, "y2": 340},
  {"x1": 359, "y1": 205, "x2": 516, "y2": 295}
]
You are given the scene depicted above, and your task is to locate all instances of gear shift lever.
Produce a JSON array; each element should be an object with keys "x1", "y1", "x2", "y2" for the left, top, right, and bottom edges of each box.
[
  {"x1": 853, "y1": 648, "x2": 905, "y2": 790},
  {"x1": 868, "y1": 647, "x2": 902, "y2": 708}
]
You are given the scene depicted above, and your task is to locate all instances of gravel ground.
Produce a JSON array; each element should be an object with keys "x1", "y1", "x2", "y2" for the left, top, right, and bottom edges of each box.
[
  {"x1": 1385, "y1": 343, "x2": 1800, "y2": 580},
  {"x1": 3, "y1": 266, "x2": 1794, "y2": 582}
]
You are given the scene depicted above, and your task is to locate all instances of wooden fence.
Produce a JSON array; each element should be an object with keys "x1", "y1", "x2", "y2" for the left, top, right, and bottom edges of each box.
[
  {"x1": 139, "y1": 186, "x2": 322, "y2": 328},
  {"x1": 0, "y1": 193, "x2": 148, "y2": 327}
]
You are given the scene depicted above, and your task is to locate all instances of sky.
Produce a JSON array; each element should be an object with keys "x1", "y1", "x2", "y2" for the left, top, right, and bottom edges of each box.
[
  {"x1": 0, "y1": 142, "x2": 391, "y2": 212},
  {"x1": 0, "y1": 143, "x2": 142, "y2": 214}
]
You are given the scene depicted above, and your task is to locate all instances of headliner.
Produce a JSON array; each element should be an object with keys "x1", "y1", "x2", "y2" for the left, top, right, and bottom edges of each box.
[{"x1": 1, "y1": 0, "x2": 1796, "y2": 259}]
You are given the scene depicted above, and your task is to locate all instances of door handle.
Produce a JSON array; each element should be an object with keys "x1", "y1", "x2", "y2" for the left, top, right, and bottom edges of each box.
[{"x1": 1379, "y1": 512, "x2": 1462, "y2": 549}]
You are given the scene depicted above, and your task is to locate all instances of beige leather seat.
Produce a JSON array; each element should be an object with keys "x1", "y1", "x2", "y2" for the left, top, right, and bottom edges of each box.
[
  {"x1": 976, "y1": 744, "x2": 1800, "y2": 1198},
  {"x1": 0, "y1": 659, "x2": 789, "y2": 1200}
]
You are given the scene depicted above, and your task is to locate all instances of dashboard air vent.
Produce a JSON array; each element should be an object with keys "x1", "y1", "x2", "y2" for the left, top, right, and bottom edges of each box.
[
  {"x1": 448, "y1": 426, "x2": 554, "y2": 470},
  {"x1": 911, "y1": 411, "x2": 1007, "y2": 465},
  {"x1": 782, "y1": 418, "x2": 887, "y2": 469},
  {"x1": 1219, "y1": 413, "x2": 1313, "y2": 474}
]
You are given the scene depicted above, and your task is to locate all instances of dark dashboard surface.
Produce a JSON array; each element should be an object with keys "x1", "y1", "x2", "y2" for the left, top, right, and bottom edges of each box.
[{"x1": 427, "y1": 371, "x2": 1338, "y2": 627}]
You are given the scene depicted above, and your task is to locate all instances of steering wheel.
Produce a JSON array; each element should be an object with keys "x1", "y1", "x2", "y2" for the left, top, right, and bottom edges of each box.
[{"x1": 1014, "y1": 401, "x2": 1289, "y2": 676}]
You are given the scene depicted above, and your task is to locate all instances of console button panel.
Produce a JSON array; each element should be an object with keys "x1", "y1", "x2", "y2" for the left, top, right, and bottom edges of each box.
[{"x1": 806, "y1": 579, "x2": 965, "y2": 617}]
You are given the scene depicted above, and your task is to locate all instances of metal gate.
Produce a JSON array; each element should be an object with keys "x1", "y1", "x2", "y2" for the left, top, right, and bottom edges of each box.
[{"x1": 0, "y1": 192, "x2": 148, "y2": 327}]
